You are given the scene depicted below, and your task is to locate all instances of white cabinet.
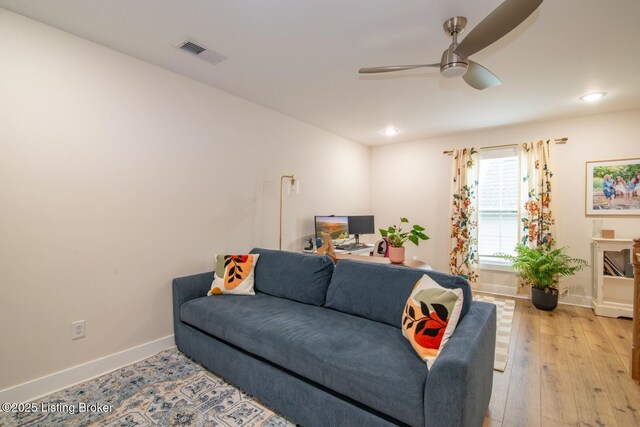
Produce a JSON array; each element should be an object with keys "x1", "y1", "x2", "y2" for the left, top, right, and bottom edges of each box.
[{"x1": 592, "y1": 238, "x2": 634, "y2": 318}]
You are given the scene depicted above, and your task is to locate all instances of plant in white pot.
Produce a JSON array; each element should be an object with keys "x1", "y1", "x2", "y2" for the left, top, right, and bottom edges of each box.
[
  {"x1": 499, "y1": 244, "x2": 588, "y2": 311},
  {"x1": 379, "y1": 218, "x2": 429, "y2": 264}
]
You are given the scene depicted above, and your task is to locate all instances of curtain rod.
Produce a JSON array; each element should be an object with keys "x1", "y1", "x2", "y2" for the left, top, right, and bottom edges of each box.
[{"x1": 442, "y1": 137, "x2": 568, "y2": 155}]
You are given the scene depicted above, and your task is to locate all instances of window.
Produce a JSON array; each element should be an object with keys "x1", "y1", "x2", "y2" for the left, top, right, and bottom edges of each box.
[{"x1": 478, "y1": 147, "x2": 520, "y2": 262}]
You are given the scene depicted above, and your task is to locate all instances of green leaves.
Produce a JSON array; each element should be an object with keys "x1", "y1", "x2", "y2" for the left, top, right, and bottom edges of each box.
[
  {"x1": 497, "y1": 244, "x2": 589, "y2": 291},
  {"x1": 378, "y1": 218, "x2": 430, "y2": 247}
]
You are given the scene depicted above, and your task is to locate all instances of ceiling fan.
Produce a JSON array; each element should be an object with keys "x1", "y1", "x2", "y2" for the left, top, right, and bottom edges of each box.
[{"x1": 358, "y1": 0, "x2": 543, "y2": 90}]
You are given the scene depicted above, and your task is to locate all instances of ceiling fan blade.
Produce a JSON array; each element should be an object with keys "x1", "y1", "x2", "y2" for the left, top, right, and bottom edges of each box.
[
  {"x1": 455, "y1": 0, "x2": 543, "y2": 58},
  {"x1": 358, "y1": 64, "x2": 439, "y2": 74},
  {"x1": 462, "y1": 61, "x2": 502, "y2": 90}
]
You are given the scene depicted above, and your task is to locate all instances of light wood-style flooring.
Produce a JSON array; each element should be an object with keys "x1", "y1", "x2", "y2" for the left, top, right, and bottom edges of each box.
[{"x1": 482, "y1": 297, "x2": 640, "y2": 427}]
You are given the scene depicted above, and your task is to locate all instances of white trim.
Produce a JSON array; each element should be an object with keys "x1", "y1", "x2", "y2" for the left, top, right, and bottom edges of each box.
[
  {"x1": 592, "y1": 237, "x2": 634, "y2": 244},
  {"x1": 478, "y1": 282, "x2": 592, "y2": 307},
  {"x1": 562, "y1": 294, "x2": 592, "y2": 308},
  {"x1": 0, "y1": 335, "x2": 175, "y2": 403},
  {"x1": 592, "y1": 297, "x2": 633, "y2": 317},
  {"x1": 479, "y1": 261, "x2": 514, "y2": 272},
  {"x1": 477, "y1": 282, "x2": 520, "y2": 297}
]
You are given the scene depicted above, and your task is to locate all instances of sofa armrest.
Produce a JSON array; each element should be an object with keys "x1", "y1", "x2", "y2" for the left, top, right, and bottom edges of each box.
[
  {"x1": 424, "y1": 301, "x2": 496, "y2": 427},
  {"x1": 172, "y1": 271, "x2": 214, "y2": 347}
]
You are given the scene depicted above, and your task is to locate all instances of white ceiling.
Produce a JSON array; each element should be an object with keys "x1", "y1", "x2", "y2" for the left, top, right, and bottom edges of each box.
[{"x1": 2, "y1": 0, "x2": 639, "y2": 146}]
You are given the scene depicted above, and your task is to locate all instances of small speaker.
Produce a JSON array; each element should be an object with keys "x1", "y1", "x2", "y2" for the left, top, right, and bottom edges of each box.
[{"x1": 373, "y1": 238, "x2": 389, "y2": 257}]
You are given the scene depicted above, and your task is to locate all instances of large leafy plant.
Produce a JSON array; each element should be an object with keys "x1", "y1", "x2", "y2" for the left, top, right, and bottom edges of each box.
[
  {"x1": 499, "y1": 244, "x2": 588, "y2": 295},
  {"x1": 379, "y1": 217, "x2": 429, "y2": 248}
]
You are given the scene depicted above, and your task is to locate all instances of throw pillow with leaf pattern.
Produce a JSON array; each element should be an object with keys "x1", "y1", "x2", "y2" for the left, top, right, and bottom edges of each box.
[
  {"x1": 208, "y1": 254, "x2": 260, "y2": 296},
  {"x1": 402, "y1": 274, "x2": 464, "y2": 368}
]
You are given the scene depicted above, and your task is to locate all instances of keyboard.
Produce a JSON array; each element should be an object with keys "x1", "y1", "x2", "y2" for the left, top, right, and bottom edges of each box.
[{"x1": 335, "y1": 244, "x2": 368, "y2": 251}]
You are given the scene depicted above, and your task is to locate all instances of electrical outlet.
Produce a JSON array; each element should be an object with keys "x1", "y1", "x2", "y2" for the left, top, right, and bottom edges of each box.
[{"x1": 71, "y1": 320, "x2": 85, "y2": 340}]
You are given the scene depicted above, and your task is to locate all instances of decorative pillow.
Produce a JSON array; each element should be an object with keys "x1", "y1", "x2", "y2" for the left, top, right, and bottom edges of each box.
[
  {"x1": 207, "y1": 254, "x2": 260, "y2": 296},
  {"x1": 402, "y1": 274, "x2": 464, "y2": 368}
]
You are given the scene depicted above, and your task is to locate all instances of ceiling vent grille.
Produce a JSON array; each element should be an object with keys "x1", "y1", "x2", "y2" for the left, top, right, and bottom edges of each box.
[
  {"x1": 175, "y1": 38, "x2": 227, "y2": 66},
  {"x1": 179, "y1": 41, "x2": 206, "y2": 55}
]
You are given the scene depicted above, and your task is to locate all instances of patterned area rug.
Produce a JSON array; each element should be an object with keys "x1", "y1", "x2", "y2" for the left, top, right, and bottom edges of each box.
[
  {"x1": 1, "y1": 350, "x2": 293, "y2": 427},
  {"x1": 473, "y1": 294, "x2": 516, "y2": 372}
]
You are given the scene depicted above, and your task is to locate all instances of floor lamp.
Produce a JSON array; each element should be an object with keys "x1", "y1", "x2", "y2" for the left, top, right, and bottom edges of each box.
[{"x1": 279, "y1": 174, "x2": 299, "y2": 250}]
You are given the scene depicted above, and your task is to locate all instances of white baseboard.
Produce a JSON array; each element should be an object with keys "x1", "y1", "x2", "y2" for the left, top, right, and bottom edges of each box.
[
  {"x1": 0, "y1": 335, "x2": 175, "y2": 404},
  {"x1": 561, "y1": 294, "x2": 592, "y2": 308},
  {"x1": 476, "y1": 282, "x2": 520, "y2": 297},
  {"x1": 478, "y1": 282, "x2": 592, "y2": 308}
]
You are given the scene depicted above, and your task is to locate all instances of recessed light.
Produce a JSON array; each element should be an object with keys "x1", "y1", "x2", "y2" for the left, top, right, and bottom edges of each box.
[
  {"x1": 580, "y1": 92, "x2": 606, "y2": 102},
  {"x1": 382, "y1": 128, "x2": 398, "y2": 136}
]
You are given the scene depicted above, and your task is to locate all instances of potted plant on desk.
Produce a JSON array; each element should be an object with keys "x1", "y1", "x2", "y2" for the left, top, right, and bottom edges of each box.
[
  {"x1": 379, "y1": 217, "x2": 429, "y2": 264},
  {"x1": 499, "y1": 244, "x2": 588, "y2": 311}
]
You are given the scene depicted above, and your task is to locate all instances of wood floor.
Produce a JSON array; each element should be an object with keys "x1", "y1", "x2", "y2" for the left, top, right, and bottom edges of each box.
[{"x1": 482, "y1": 297, "x2": 640, "y2": 427}]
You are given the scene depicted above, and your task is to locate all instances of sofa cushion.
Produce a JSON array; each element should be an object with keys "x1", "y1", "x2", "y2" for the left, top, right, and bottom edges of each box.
[
  {"x1": 249, "y1": 248, "x2": 334, "y2": 306},
  {"x1": 402, "y1": 274, "x2": 464, "y2": 368},
  {"x1": 208, "y1": 254, "x2": 259, "y2": 296},
  {"x1": 180, "y1": 293, "x2": 427, "y2": 427},
  {"x1": 324, "y1": 260, "x2": 471, "y2": 328}
]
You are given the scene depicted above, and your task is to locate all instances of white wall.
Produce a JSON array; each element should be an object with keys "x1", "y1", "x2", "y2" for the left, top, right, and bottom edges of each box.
[
  {"x1": 0, "y1": 9, "x2": 370, "y2": 390},
  {"x1": 371, "y1": 109, "x2": 640, "y2": 302}
]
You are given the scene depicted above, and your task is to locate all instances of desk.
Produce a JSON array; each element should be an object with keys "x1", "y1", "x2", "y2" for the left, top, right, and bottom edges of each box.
[
  {"x1": 334, "y1": 245, "x2": 374, "y2": 255},
  {"x1": 335, "y1": 253, "x2": 432, "y2": 270}
]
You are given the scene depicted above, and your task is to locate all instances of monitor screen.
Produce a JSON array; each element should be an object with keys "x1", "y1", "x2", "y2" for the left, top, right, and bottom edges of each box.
[
  {"x1": 315, "y1": 216, "x2": 349, "y2": 239},
  {"x1": 348, "y1": 215, "x2": 375, "y2": 235}
]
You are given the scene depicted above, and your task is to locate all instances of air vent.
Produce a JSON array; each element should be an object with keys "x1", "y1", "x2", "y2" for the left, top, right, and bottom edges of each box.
[
  {"x1": 175, "y1": 38, "x2": 227, "y2": 66},
  {"x1": 180, "y1": 41, "x2": 206, "y2": 55}
]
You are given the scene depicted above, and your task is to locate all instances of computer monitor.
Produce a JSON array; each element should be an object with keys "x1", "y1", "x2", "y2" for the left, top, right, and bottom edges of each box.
[
  {"x1": 348, "y1": 215, "x2": 375, "y2": 244},
  {"x1": 314, "y1": 216, "x2": 349, "y2": 240}
]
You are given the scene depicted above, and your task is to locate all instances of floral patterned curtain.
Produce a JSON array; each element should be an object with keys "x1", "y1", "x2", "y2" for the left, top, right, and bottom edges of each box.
[
  {"x1": 521, "y1": 140, "x2": 556, "y2": 249},
  {"x1": 449, "y1": 148, "x2": 479, "y2": 286}
]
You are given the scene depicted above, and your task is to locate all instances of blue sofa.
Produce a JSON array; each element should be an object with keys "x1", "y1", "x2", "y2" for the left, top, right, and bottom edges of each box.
[{"x1": 173, "y1": 248, "x2": 496, "y2": 427}]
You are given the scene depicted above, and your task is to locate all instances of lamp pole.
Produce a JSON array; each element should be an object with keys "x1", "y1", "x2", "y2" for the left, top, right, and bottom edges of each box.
[{"x1": 279, "y1": 174, "x2": 296, "y2": 250}]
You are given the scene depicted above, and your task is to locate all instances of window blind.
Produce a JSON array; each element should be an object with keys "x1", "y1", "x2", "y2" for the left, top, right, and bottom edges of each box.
[{"x1": 478, "y1": 147, "x2": 519, "y2": 258}]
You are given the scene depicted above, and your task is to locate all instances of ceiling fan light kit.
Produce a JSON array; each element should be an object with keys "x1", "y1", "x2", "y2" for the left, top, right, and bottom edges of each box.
[
  {"x1": 440, "y1": 46, "x2": 468, "y2": 78},
  {"x1": 358, "y1": 0, "x2": 543, "y2": 90},
  {"x1": 440, "y1": 17, "x2": 469, "y2": 78}
]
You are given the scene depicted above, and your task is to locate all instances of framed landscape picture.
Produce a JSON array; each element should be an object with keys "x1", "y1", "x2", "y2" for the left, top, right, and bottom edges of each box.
[{"x1": 585, "y1": 158, "x2": 640, "y2": 216}]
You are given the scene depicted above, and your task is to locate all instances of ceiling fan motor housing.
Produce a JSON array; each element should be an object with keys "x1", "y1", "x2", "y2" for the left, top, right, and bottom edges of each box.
[
  {"x1": 440, "y1": 44, "x2": 468, "y2": 78},
  {"x1": 440, "y1": 17, "x2": 469, "y2": 78}
]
